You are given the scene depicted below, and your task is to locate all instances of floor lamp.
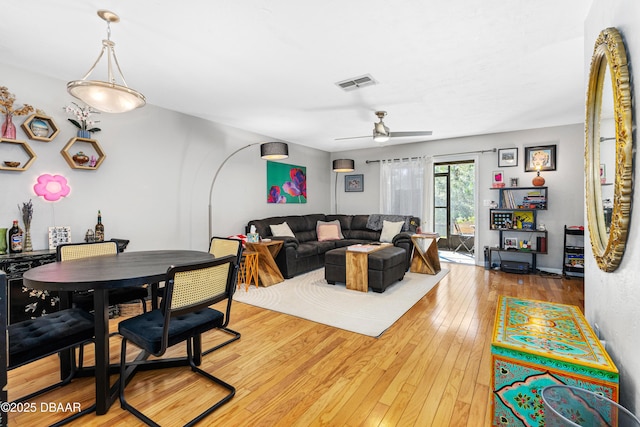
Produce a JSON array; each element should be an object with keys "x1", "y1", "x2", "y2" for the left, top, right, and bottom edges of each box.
[
  {"x1": 208, "y1": 142, "x2": 288, "y2": 240},
  {"x1": 332, "y1": 159, "x2": 355, "y2": 214}
]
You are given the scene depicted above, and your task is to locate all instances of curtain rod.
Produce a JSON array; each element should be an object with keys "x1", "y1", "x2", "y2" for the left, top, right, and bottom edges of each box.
[{"x1": 365, "y1": 148, "x2": 496, "y2": 164}]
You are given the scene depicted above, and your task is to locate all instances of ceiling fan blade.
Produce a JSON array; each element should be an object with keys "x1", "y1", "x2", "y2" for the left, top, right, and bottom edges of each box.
[
  {"x1": 389, "y1": 131, "x2": 433, "y2": 138},
  {"x1": 334, "y1": 135, "x2": 371, "y2": 141}
]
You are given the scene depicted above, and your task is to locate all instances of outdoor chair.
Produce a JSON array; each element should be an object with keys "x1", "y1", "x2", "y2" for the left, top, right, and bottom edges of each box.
[
  {"x1": 1, "y1": 271, "x2": 96, "y2": 425},
  {"x1": 454, "y1": 223, "x2": 475, "y2": 255},
  {"x1": 118, "y1": 256, "x2": 237, "y2": 426}
]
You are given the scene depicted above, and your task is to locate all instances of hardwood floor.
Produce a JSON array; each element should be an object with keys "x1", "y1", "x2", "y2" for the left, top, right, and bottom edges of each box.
[{"x1": 9, "y1": 263, "x2": 584, "y2": 426}]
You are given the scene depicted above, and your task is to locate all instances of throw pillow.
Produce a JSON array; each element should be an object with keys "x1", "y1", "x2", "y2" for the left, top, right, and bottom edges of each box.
[
  {"x1": 379, "y1": 220, "x2": 404, "y2": 243},
  {"x1": 316, "y1": 220, "x2": 344, "y2": 241},
  {"x1": 270, "y1": 222, "x2": 295, "y2": 237},
  {"x1": 317, "y1": 223, "x2": 342, "y2": 242}
]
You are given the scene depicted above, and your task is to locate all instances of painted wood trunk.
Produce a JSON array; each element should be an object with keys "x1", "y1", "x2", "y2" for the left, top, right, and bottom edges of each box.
[{"x1": 491, "y1": 296, "x2": 618, "y2": 426}]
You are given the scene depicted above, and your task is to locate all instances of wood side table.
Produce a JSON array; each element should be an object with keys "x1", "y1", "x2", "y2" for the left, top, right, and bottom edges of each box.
[
  {"x1": 410, "y1": 234, "x2": 441, "y2": 275},
  {"x1": 345, "y1": 244, "x2": 389, "y2": 292},
  {"x1": 245, "y1": 240, "x2": 284, "y2": 286}
]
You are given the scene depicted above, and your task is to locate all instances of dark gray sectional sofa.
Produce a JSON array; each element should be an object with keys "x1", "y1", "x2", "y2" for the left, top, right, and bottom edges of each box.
[{"x1": 246, "y1": 214, "x2": 419, "y2": 279}]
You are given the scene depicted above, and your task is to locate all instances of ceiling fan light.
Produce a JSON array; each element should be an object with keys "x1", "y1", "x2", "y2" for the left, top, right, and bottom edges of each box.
[
  {"x1": 373, "y1": 133, "x2": 390, "y2": 143},
  {"x1": 332, "y1": 159, "x2": 355, "y2": 172}
]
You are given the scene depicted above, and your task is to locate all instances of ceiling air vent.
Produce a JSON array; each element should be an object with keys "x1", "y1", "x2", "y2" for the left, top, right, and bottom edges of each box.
[{"x1": 335, "y1": 74, "x2": 377, "y2": 91}]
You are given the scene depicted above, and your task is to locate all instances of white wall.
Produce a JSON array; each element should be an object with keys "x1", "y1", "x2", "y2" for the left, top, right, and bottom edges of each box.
[
  {"x1": 585, "y1": 0, "x2": 640, "y2": 414},
  {"x1": 331, "y1": 123, "x2": 585, "y2": 271},
  {"x1": 0, "y1": 64, "x2": 331, "y2": 252}
]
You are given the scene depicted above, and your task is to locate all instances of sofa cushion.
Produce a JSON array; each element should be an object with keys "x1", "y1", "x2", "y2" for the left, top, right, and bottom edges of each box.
[
  {"x1": 380, "y1": 220, "x2": 404, "y2": 242},
  {"x1": 317, "y1": 220, "x2": 344, "y2": 241},
  {"x1": 270, "y1": 222, "x2": 295, "y2": 237}
]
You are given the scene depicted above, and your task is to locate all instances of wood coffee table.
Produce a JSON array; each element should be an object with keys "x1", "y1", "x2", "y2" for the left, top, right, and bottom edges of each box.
[{"x1": 245, "y1": 240, "x2": 284, "y2": 286}]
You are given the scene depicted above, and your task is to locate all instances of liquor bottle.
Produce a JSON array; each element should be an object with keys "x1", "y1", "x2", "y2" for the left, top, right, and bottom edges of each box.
[
  {"x1": 95, "y1": 210, "x2": 104, "y2": 242},
  {"x1": 9, "y1": 220, "x2": 23, "y2": 253}
]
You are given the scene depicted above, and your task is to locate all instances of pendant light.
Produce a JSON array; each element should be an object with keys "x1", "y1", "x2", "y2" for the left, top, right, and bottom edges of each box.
[{"x1": 67, "y1": 10, "x2": 146, "y2": 113}]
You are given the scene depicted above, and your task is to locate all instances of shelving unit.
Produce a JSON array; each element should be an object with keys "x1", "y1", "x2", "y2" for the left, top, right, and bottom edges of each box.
[
  {"x1": 487, "y1": 186, "x2": 548, "y2": 273},
  {"x1": 563, "y1": 225, "x2": 584, "y2": 279}
]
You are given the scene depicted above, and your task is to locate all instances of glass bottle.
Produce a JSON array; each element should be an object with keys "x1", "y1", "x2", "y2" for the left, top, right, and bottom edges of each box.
[
  {"x1": 95, "y1": 210, "x2": 104, "y2": 242},
  {"x1": 9, "y1": 220, "x2": 23, "y2": 253}
]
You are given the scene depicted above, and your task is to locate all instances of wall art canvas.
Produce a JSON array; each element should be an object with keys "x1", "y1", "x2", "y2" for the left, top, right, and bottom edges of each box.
[
  {"x1": 524, "y1": 145, "x2": 556, "y2": 172},
  {"x1": 266, "y1": 161, "x2": 307, "y2": 204}
]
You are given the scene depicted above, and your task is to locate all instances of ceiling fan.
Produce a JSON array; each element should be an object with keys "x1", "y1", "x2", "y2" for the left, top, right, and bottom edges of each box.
[{"x1": 335, "y1": 111, "x2": 432, "y2": 143}]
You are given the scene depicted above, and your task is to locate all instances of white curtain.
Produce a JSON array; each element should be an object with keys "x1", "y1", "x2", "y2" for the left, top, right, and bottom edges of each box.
[{"x1": 379, "y1": 157, "x2": 426, "y2": 218}]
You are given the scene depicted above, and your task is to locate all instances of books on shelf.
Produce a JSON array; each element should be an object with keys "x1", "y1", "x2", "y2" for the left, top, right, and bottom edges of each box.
[{"x1": 498, "y1": 189, "x2": 547, "y2": 209}]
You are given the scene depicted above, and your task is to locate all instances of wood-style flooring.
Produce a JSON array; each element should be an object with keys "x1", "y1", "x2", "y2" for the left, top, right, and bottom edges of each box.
[{"x1": 8, "y1": 264, "x2": 584, "y2": 426}]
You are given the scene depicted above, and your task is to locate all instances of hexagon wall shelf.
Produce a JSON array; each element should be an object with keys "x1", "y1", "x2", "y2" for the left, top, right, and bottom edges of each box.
[
  {"x1": 0, "y1": 138, "x2": 37, "y2": 171},
  {"x1": 61, "y1": 137, "x2": 106, "y2": 170},
  {"x1": 21, "y1": 114, "x2": 60, "y2": 142}
]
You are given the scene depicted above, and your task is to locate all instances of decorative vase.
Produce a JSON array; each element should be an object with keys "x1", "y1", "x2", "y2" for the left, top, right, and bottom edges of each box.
[
  {"x1": 2, "y1": 113, "x2": 16, "y2": 139},
  {"x1": 23, "y1": 227, "x2": 33, "y2": 252},
  {"x1": 0, "y1": 228, "x2": 7, "y2": 255},
  {"x1": 77, "y1": 129, "x2": 91, "y2": 138},
  {"x1": 73, "y1": 151, "x2": 90, "y2": 165}
]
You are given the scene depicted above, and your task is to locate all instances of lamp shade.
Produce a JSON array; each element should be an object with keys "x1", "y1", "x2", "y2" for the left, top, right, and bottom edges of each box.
[
  {"x1": 332, "y1": 159, "x2": 355, "y2": 172},
  {"x1": 260, "y1": 142, "x2": 288, "y2": 160}
]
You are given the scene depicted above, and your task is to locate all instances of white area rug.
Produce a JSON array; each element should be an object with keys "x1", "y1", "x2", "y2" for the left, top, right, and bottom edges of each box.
[{"x1": 233, "y1": 267, "x2": 449, "y2": 337}]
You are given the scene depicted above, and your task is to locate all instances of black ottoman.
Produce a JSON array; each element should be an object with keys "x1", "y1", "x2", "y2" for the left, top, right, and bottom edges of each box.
[{"x1": 324, "y1": 246, "x2": 407, "y2": 293}]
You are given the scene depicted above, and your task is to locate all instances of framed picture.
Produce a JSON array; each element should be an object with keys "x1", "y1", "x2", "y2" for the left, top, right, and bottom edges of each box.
[
  {"x1": 48, "y1": 226, "x2": 71, "y2": 249},
  {"x1": 345, "y1": 174, "x2": 364, "y2": 192},
  {"x1": 504, "y1": 237, "x2": 519, "y2": 249},
  {"x1": 498, "y1": 148, "x2": 518, "y2": 167},
  {"x1": 492, "y1": 170, "x2": 505, "y2": 187},
  {"x1": 600, "y1": 164, "x2": 606, "y2": 184},
  {"x1": 524, "y1": 145, "x2": 556, "y2": 172},
  {"x1": 266, "y1": 161, "x2": 307, "y2": 204}
]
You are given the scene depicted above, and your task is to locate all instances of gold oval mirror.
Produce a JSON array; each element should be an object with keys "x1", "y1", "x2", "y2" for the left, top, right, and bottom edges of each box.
[{"x1": 585, "y1": 27, "x2": 633, "y2": 272}]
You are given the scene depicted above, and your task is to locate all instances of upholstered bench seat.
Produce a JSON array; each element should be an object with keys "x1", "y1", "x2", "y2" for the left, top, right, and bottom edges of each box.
[
  {"x1": 9, "y1": 308, "x2": 94, "y2": 368},
  {"x1": 324, "y1": 246, "x2": 407, "y2": 293}
]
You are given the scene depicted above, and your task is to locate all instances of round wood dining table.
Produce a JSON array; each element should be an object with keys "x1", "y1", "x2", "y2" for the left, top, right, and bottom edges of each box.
[{"x1": 22, "y1": 249, "x2": 215, "y2": 416}]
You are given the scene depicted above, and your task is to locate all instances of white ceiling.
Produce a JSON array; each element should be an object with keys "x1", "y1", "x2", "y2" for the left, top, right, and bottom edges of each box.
[{"x1": 2, "y1": 1, "x2": 591, "y2": 152}]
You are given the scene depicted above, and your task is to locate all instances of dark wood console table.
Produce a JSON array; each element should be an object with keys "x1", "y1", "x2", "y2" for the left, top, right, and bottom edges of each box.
[{"x1": 0, "y1": 250, "x2": 57, "y2": 323}]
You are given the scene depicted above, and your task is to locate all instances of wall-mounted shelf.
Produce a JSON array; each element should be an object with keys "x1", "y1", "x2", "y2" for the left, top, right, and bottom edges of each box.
[
  {"x1": 0, "y1": 138, "x2": 37, "y2": 171},
  {"x1": 61, "y1": 137, "x2": 106, "y2": 170},
  {"x1": 21, "y1": 114, "x2": 60, "y2": 142}
]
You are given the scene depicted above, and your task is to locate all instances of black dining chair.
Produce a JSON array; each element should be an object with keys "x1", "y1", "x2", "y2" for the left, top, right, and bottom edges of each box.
[
  {"x1": 118, "y1": 256, "x2": 237, "y2": 426},
  {"x1": 1, "y1": 270, "x2": 96, "y2": 425},
  {"x1": 57, "y1": 240, "x2": 148, "y2": 315},
  {"x1": 203, "y1": 236, "x2": 243, "y2": 355}
]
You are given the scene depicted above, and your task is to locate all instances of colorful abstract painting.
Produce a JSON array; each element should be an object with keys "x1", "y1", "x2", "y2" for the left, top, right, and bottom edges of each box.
[{"x1": 266, "y1": 161, "x2": 307, "y2": 204}]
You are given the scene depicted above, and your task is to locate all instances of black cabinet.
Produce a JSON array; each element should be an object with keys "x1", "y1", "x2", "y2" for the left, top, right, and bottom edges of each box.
[
  {"x1": 562, "y1": 225, "x2": 584, "y2": 278},
  {"x1": 0, "y1": 250, "x2": 58, "y2": 323}
]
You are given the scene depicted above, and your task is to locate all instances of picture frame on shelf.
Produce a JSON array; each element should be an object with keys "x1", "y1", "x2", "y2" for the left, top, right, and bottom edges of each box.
[
  {"x1": 524, "y1": 145, "x2": 556, "y2": 172},
  {"x1": 492, "y1": 170, "x2": 505, "y2": 187},
  {"x1": 48, "y1": 226, "x2": 71, "y2": 249},
  {"x1": 504, "y1": 237, "x2": 519, "y2": 249},
  {"x1": 498, "y1": 148, "x2": 518, "y2": 167},
  {"x1": 345, "y1": 174, "x2": 364, "y2": 192}
]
